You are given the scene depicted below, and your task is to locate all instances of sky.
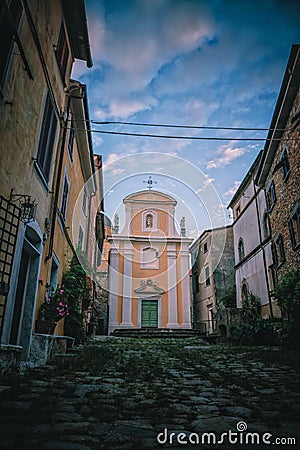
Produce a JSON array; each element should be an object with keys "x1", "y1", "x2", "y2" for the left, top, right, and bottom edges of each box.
[{"x1": 72, "y1": 0, "x2": 300, "y2": 239}]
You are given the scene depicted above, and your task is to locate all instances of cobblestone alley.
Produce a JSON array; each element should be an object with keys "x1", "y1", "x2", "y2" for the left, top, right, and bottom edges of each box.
[{"x1": 0, "y1": 337, "x2": 299, "y2": 449}]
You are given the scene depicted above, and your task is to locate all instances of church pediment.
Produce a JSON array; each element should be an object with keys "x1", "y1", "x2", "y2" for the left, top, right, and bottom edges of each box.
[
  {"x1": 124, "y1": 190, "x2": 176, "y2": 205},
  {"x1": 135, "y1": 278, "x2": 165, "y2": 294}
]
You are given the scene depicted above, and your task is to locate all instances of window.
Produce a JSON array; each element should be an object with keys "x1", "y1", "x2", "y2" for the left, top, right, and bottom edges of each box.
[
  {"x1": 266, "y1": 180, "x2": 276, "y2": 211},
  {"x1": 203, "y1": 242, "x2": 208, "y2": 253},
  {"x1": 271, "y1": 242, "x2": 278, "y2": 267},
  {"x1": 194, "y1": 271, "x2": 199, "y2": 293},
  {"x1": 141, "y1": 246, "x2": 159, "y2": 269},
  {"x1": 55, "y1": 23, "x2": 69, "y2": 80},
  {"x1": 48, "y1": 254, "x2": 59, "y2": 294},
  {"x1": 235, "y1": 205, "x2": 241, "y2": 218},
  {"x1": 241, "y1": 282, "x2": 249, "y2": 304},
  {"x1": 238, "y1": 238, "x2": 245, "y2": 261},
  {"x1": 67, "y1": 113, "x2": 75, "y2": 161},
  {"x1": 0, "y1": 0, "x2": 23, "y2": 94},
  {"x1": 281, "y1": 149, "x2": 290, "y2": 180},
  {"x1": 205, "y1": 266, "x2": 210, "y2": 286},
  {"x1": 262, "y1": 212, "x2": 271, "y2": 240},
  {"x1": 78, "y1": 226, "x2": 84, "y2": 250},
  {"x1": 60, "y1": 173, "x2": 69, "y2": 220},
  {"x1": 36, "y1": 91, "x2": 58, "y2": 183},
  {"x1": 274, "y1": 233, "x2": 285, "y2": 264},
  {"x1": 289, "y1": 205, "x2": 300, "y2": 249},
  {"x1": 82, "y1": 188, "x2": 87, "y2": 216}
]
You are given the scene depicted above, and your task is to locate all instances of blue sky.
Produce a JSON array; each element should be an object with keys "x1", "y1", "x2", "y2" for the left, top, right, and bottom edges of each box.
[{"x1": 73, "y1": 0, "x2": 300, "y2": 239}]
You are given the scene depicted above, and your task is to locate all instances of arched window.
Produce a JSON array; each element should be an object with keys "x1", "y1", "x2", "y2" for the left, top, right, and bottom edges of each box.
[
  {"x1": 262, "y1": 211, "x2": 270, "y2": 240},
  {"x1": 145, "y1": 213, "x2": 153, "y2": 229},
  {"x1": 238, "y1": 238, "x2": 245, "y2": 262},
  {"x1": 241, "y1": 282, "x2": 249, "y2": 304}
]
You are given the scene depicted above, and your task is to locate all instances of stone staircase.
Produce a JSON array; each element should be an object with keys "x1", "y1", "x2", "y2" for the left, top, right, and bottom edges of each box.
[{"x1": 109, "y1": 328, "x2": 205, "y2": 338}]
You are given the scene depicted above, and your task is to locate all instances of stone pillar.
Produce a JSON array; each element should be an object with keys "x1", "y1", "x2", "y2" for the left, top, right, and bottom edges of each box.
[
  {"x1": 120, "y1": 244, "x2": 134, "y2": 327},
  {"x1": 167, "y1": 245, "x2": 179, "y2": 328},
  {"x1": 180, "y1": 247, "x2": 192, "y2": 328},
  {"x1": 108, "y1": 247, "x2": 119, "y2": 333}
]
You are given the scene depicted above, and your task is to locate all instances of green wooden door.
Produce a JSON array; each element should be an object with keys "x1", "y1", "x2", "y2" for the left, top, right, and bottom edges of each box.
[{"x1": 141, "y1": 300, "x2": 158, "y2": 328}]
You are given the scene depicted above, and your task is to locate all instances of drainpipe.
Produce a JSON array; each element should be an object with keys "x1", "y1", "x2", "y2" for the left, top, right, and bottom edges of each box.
[{"x1": 253, "y1": 179, "x2": 273, "y2": 318}]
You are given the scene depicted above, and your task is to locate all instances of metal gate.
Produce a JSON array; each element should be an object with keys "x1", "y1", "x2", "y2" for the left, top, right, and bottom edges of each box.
[{"x1": 0, "y1": 195, "x2": 21, "y2": 338}]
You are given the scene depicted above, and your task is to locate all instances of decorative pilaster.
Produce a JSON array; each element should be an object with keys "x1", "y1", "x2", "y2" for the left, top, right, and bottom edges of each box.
[
  {"x1": 167, "y1": 245, "x2": 179, "y2": 328},
  {"x1": 180, "y1": 247, "x2": 192, "y2": 328},
  {"x1": 120, "y1": 244, "x2": 134, "y2": 327},
  {"x1": 108, "y1": 247, "x2": 119, "y2": 333}
]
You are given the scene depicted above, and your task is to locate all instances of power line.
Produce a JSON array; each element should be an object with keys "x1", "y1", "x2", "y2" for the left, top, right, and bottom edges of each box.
[
  {"x1": 66, "y1": 127, "x2": 298, "y2": 141},
  {"x1": 90, "y1": 120, "x2": 286, "y2": 132}
]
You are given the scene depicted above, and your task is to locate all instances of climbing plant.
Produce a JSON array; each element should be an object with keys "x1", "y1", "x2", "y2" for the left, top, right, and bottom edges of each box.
[{"x1": 62, "y1": 254, "x2": 92, "y2": 343}]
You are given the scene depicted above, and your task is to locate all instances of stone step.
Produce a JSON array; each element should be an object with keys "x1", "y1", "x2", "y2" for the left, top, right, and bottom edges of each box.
[{"x1": 109, "y1": 328, "x2": 205, "y2": 338}]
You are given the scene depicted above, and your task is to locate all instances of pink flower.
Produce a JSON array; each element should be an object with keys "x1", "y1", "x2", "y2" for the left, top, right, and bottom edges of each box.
[
  {"x1": 60, "y1": 289, "x2": 64, "y2": 294},
  {"x1": 59, "y1": 301, "x2": 63, "y2": 306}
]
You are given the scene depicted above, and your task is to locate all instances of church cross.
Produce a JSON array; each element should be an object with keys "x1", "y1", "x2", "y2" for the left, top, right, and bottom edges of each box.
[{"x1": 143, "y1": 175, "x2": 157, "y2": 190}]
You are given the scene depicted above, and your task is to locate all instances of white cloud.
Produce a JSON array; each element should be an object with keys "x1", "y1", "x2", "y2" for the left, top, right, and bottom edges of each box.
[
  {"x1": 207, "y1": 144, "x2": 246, "y2": 169},
  {"x1": 223, "y1": 181, "x2": 241, "y2": 200}
]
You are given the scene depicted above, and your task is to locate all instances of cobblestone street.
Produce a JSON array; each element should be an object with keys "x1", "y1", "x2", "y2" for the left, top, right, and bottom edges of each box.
[{"x1": 0, "y1": 337, "x2": 299, "y2": 449}]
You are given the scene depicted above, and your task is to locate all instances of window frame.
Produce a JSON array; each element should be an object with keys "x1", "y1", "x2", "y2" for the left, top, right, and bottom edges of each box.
[
  {"x1": 78, "y1": 225, "x2": 84, "y2": 250},
  {"x1": 205, "y1": 266, "x2": 210, "y2": 287},
  {"x1": 60, "y1": 171, "x2": 70, "y2": 221},
  {"x1": 289, "y1": 205, "x2": 300, "y2": 250},
  {"x1": 35, "y1": 90, "x2": 58, "y2": 185},
  {"x1": 266, "y1": 180, "x2": 276, "y2": 212},
  {"x1": 55, "y1": 22, "x2": 70, "y2": 81},
  {"x1": 262, "y1": 211, "x2": 271, "y2": 241},
  {"x1": 0, "y1": 0, "x2": 23, "y2": 96},
  {"x1": 281, "y1": 148, "x2": 290, "y2": 181},
  {"x1": 238, "y1": 237, "x2": 245, "y2": 262},
  {"x1": 274, "y1": 233, "x2": 285, "y2": 265}
]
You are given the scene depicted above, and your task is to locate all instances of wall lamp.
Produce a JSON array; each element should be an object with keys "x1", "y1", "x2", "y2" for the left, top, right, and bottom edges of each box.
[{"x1": 10, "y1": 189, "x2": 37, "y2": 223}]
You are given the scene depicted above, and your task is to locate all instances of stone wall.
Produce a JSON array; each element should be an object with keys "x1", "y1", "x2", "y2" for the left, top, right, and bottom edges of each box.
[{"x1": 265, "y1": 88, "x2": 300, "y2": 278}]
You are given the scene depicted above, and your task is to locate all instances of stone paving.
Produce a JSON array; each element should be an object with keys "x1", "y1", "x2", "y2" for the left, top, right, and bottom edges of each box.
[{"x1": 0, "y1": 337, "x2": 299, "y2": 449}]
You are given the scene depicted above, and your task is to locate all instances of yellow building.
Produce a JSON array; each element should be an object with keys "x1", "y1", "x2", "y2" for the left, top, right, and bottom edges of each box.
[
  {"x1": 0, "y1": 0, "x2": 95, "y2": 362},
  {"x1": 108, "y1": 189, "x2": 192, "y2": 333}
]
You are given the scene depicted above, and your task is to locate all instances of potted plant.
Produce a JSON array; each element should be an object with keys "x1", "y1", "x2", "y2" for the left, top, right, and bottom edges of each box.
[{"x1": 35, "y1": 286, "x2": 70, "y2": 334}]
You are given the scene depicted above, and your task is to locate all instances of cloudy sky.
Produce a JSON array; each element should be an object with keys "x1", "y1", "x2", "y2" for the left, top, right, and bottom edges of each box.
[{"x1": 73, "y1": 0, "x2": 300, "y2": 238}]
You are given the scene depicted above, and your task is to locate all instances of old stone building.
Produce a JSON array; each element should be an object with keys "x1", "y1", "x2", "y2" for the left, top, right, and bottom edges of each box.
[
  {"x1": 190, "y1": 226, "x2": 235, "y2": 333},
  {"x1": 256, "y1": 44, "x2": 300, "y2": 284},
  {"x1": 0, "y1": 0, "x2": 98, "y2": 364},
  {"x1": 108, "y1": 189, "x2": 192, "y2": 334},
  {"x1": 228, "y1": 154, "x2": 276, "y2": 317}
]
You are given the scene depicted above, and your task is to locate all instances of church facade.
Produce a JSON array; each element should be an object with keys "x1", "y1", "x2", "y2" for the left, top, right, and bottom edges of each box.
[{"x1": 107, "y1": 189, "x2": 192, "y2": 333}]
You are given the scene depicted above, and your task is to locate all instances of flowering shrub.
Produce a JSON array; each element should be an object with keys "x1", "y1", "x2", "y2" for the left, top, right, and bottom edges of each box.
[{"x1": 40, "y1": 286, "x2": 70, "y2": 323}]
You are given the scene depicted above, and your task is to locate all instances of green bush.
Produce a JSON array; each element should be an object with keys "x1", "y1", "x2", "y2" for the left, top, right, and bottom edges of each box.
[
  {"x1": 274, "y1": 270, "x2": 300, "y2": 346},
  {"x1": 218, "y1": 286, "x2": 236, "y2": 308},
  {"x1": 228, "y1": 319, "x2": 279, "y2": 346}
]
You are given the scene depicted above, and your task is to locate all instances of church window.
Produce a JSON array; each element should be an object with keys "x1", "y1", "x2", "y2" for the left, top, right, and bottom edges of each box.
[{"x1": 238, "y1": 238, "x2": 245, "y2": 262}]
